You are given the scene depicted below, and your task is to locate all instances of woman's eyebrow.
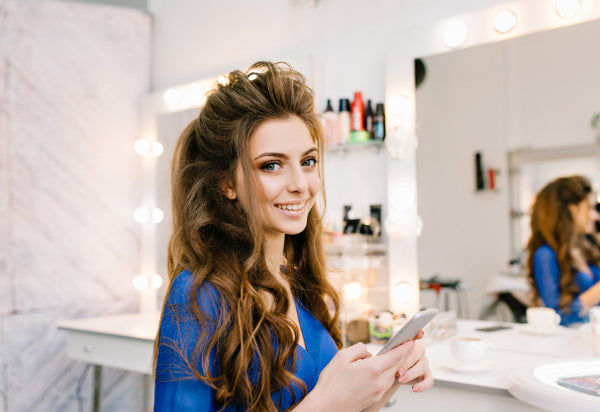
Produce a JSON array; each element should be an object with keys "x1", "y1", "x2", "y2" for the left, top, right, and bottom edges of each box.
[{"x1": 253, "y1": 147, "x2": 318, "y2": 161}]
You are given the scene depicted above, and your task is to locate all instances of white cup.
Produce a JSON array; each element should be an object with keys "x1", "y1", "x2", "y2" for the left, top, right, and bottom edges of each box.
[
  {"x1": 450, "y1": 336, "x2": 493, "y2": 368},
  {"x1": 526, "y1": 307, "x2": 560, "y2": 333}
]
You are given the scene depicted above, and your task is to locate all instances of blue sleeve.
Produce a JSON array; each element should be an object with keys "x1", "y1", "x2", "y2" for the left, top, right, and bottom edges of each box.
[
  {"x1": 154, "y1": 271, "x2": 224, "y2": 411},
  {"x1": 533, "y1": 245, "x2": 585, "y2": 325}
]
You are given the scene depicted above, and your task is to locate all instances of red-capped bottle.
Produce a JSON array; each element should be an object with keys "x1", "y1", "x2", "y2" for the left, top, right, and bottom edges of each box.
[{"x1": 351, "y1": 91, "x2": 365, "y2": 131}]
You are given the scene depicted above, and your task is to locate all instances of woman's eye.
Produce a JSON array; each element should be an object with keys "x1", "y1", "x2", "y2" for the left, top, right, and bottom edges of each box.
[
  {"x1": 261, "y1": 162, "x2": 281, "y2": 171},
  {"x1": 302, "y1": 158, "x2": 317, "y2": 167}
]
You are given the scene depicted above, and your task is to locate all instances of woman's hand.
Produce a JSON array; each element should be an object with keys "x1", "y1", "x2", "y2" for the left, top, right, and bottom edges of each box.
[
  {"x1": 298, "y1": 339, "x2": 417, "y2": 412},
  {"x1": 395, "y1": 338, "x2": 433, "y2": 392}
]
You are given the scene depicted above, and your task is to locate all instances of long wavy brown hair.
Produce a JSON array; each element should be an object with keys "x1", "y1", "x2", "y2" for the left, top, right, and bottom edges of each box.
[
  {"x1": 153, "y1": 61, "x2": 342, "y2": 411},
  {"x1": 526, "y1": 175, "x2": 600, "y2": 311}
]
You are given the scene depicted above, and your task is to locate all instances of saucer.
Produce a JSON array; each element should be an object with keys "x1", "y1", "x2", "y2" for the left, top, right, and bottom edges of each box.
[
  {"x1": 522, "y1": 325, "x2": 564, "y2": 336},
  {"x1": 443, "y1": 357, "x2": 492, "y2": 374}
]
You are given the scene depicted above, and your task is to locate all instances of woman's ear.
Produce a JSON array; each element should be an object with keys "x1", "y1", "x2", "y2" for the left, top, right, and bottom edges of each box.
[{"x1": 221, "y1": 183, "x2": 237, "y2": 200}]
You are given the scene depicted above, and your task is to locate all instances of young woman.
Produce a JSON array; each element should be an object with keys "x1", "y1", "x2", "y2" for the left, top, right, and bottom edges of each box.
[
  {"x1": 153, "y1": 61, "x2": 432, "y2": 411},
  {"x1": 527, "y1": 175, "x2": 600, "y2": 325}
]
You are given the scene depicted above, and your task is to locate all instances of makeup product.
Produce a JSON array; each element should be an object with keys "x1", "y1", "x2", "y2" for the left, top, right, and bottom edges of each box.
[
  {"x1": 488, "y1": 168, "x2": 495, "y2": 190},
  {"x1": 338, "y1": 98, "x2": 351, "y2": 144},
  {"x1": 351, "y1": 91, "x2": 365, "y2": 131},
  {"x1": 475, "y1": 152, "x2": 485, "y2": 191},
  {"x1": 373, "y1": 103, "x2": 386, "y2": 140},
  {"x1": 365, "y1": 99, "x2": 374, "y2": 139},
  {"x1": 322, "y1": 99, "x2": 340, "y2": 146}
]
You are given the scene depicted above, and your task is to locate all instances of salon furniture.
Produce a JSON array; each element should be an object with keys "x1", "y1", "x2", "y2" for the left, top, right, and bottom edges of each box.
[
  {"x1": 59, "y1": 314, "x2": 598, "y2": 411},
  {"x1": 57, "y1": 312, "x2": 159, "y2": 412}
]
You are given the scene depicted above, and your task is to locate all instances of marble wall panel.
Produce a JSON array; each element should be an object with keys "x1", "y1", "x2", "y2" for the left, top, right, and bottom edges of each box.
[
  {"x1": 0, "y1": 0, "x2": 11, "y2": 318},
  {"x1": 1, "y1": 1, "x2": 9, "y2": 409},
  {"x1": 1, "y1": 0, "x2": 151, "y2": 411},
  {"x1": 7, "y1": 0, "x2": 149, "y2": 312}
]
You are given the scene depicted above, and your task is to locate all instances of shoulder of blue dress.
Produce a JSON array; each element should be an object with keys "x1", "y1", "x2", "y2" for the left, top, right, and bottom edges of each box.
[
  {"x1": 167, "y1": 269, "x2": 223, "y2": 316},
  {"x1": 534, "y1": 244, "x2": 556, "y2": 259}
]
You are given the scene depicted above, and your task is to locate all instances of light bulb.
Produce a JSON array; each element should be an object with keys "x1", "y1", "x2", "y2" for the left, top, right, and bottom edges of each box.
[
  {"x1": 133, "y1": 207, "x2": 150, "y2": 223},
  {"x1": 442, "y1": 20, "x2": 468, "y2": 48},
  {"x1": 163, "y1": 89, "x2": 181, "y2": 107},
  {"x1": 385, "y1": 127, "x2": 418, "y2": 159},
  {"x1": 132, "y1": 274, "x2": 149, "y2": 290},
  {"x1": 134, "y1": 139, "x2": 150, "y2": 155},
  {"x1": 344, "y1": 282, "x2": 363, "y2": 300},
  {"x1": 151, "y1": 208, "x2": 164, "y2": 223},
  {"x1": 493, "y1": 10, "x2": 516, "y2": 33},
  {"x1": 385, "y1": 214, "x2": 423, "y2": 238},
  {"x1": 555, "y1": 0, "x2": 581, "y2": 19},
  {"x1": 392, "y1": 282, "x2": 415, "y2": 304},
  {"x1": 187, "y1": 83, "x2": 205, "y2": 101},
  {"x1": 151, "y1": 274, "x2": 163, "y2": 289},
  {"x1": 151, "y1": 141, "x2": 164, "y2": 157}
]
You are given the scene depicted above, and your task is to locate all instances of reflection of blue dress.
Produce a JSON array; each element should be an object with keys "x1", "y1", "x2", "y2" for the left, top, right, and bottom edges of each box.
[
  {"x1": 533, "y1": 244, "x2": 600, "y2": 325},
  {"x1": 154, "y1": 270, "x2": 338, "y2": 411}
]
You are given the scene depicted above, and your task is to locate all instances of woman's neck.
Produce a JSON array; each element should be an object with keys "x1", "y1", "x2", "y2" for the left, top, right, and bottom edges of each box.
[{"x1": 263, "y1": 232, "x2": 286, "y2": 279}]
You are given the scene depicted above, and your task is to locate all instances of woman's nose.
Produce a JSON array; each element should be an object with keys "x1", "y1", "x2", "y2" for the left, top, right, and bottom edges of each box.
[{"x1": 287, "y1": 166, "x2": 308, "y2": 193}]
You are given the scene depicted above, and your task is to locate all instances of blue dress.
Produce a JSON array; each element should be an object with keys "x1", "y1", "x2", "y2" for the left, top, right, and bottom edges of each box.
[
  {"x1": 154, "y1": 270, "x2": 338, "y2": 411},
  {"x1": 533, "y1": 244, "x2": 600, "y2": 325}
]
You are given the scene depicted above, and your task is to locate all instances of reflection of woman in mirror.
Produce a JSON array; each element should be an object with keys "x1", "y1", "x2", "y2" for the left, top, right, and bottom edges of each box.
[
  {"x1": 527, "y1": 175, "x2": 600, "y2": 325},
  {"x1": 153, "y1": 61, "x2": 432, "y2": 411}
]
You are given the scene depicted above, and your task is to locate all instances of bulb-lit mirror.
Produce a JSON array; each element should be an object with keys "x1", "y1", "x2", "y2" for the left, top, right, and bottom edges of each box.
[{"x1": 415, "y1": 18, "x2": 600, "y2": 317}]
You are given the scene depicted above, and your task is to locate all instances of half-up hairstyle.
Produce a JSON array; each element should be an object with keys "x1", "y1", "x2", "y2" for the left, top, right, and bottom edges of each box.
[
  {"x1": 154, "y1": 61, "x2": 342, "y2": 411},
  {"x1": 527, "y1": 175, "x2": 600, "y2": 311}
]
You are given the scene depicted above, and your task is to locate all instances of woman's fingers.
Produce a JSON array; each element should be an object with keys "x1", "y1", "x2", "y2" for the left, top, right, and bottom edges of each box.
[{"x1": 373, "y1": 340, "x2": 415, "y2": 374}]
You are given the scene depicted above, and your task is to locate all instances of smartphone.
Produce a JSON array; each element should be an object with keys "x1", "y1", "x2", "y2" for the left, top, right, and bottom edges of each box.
[
  {"x1": 475, "y1": 325, "x2": 512, "y2": 332},
  {"x1": 377, "y1": 308, "x2": 438, "y2": 355}
]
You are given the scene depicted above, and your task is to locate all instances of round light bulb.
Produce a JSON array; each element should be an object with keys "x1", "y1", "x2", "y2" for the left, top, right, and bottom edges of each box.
[
  {"x1": 344, "y1": 282, "x2": 363, "y2": 300},
  {"x1": 187, "y1": 83, "x2": 205, "y2": 102},
  {"x1": 493, "y1": 10, "x2": 516, "y2": 33},
  {"x1": 132, "y1": 274, "x2": 149, "y2": 290},
  {"x1": 442, "y1": 20, "x2": 468, "y2": 48},
  {"x1": 151, "y1": 141, "x2": 164, "y2": 157},
  {"x1": 392, "y1": 282, "x2": 415, "y2": 304},
  {"x1": 385, "y1": 127, "x2": 418, "y2": 159},
  {"x1": 151, "y1": 274, "x2": 163, "y2": 289},
  {"x1": 555, "y1": 0, "x2": 581, "y2": 19},
  {"x1": 134, "y1": 139, "x2": 150, "y2": 155},
  {"x1": 163, "y1": 89, "x2": 181, "y2": 107},
  {"x1": 385, "y1": 214, "x2": 423, "y2": 238},
  {"x1": 151, "y1": 208, "x2": 164, "y2": 224},
  {"x1": 133, "y1": 207, "x2": 150, "y2": 223}
]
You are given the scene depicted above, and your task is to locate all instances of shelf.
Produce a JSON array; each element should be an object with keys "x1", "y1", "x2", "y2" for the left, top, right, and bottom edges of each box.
[
  {"x1": 326, "y1": 140, "x2": 385, "y2": 155},
  {"x1": 324, "y1": 241, "x2": 387, "y2": 256}
]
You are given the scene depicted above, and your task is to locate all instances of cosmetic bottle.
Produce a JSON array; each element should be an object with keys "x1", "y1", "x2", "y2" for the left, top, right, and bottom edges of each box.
[
  {"x1": 339, "y1": 98, "x2": 351, "y2": 144},
  {"x1": 373, "y1": 103, "x2": 386, "y2": 140},
  {"x1": 475, "y1": 152, "x2": 485, "y2": 191},
  {"x1": 351, "y1": 92, "x2": 365, "y2": 131},
  {"x1": 322, "y1": 99, "x2": 340, "y2": 146},
  {"x1": 364, "y1": 100, "x2": 374, "y2": 139}
]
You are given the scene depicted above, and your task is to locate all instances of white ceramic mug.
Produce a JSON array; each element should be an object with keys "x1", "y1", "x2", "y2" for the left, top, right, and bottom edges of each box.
[
  {"x1": 526, "y1": 307, "x2": 560, "y2": 333},
  {"x1": 450, "y1": 336, "x2": 493, "y2": 368}
]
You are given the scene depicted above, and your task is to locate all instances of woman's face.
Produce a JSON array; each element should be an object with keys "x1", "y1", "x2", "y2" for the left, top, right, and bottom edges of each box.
[
  {"x1": 569, "y1": 197, "x2": 599, "y2": 234},
  {"x1": 235, "y1": 116, "x2": 321, "y2": 238}
]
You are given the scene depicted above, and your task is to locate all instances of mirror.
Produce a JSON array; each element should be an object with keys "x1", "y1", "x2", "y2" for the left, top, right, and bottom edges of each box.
[{"x1": 415, "y1": 18, "x2": 600, "y2": 317}]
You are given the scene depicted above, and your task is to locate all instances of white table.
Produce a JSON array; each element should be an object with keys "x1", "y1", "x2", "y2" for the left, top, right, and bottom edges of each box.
[
  {"x1": 381, "y1": 319, "x2": 598, "y2": 411},
  {"x1": 58, "y1": 314, "x2": 599, "y2": 411},
  {"x1": 57, "y1": 312, "x2": 160, "y2": 412}
]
